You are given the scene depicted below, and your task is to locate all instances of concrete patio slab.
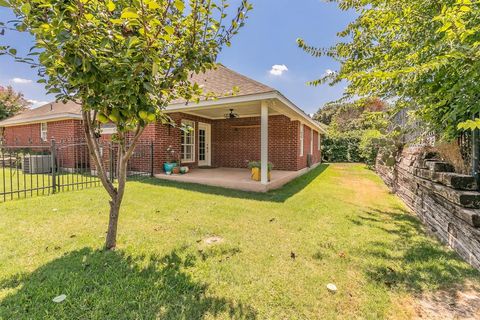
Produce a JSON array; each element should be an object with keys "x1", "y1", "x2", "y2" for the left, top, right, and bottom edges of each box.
[{"x1": 154, "y1": 163, "x2": 320, "y2": 192}]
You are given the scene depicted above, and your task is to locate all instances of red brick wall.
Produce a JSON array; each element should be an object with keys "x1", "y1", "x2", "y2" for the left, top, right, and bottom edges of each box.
[
  {"x1": 150, "y1": 113, "x2": 212, "y2": 174},
  {"x1": 1, "y1": 114, "x2": 322, "y2": 173},
  {"x1": 212, "y1": 115, "x2": 303, "y2": 171},
  {"x1": 149, "y1": 113, "x2": 321, "y2": 173},
  {"x1": 295, "y1": 123, "x2": 322, "y2": 170},
  {"x1": 1, "y1": 120, "x2": 87, "y2": 169},
  {"x1": 2, "y1": 119, "x2": 84, "y2": 146}
]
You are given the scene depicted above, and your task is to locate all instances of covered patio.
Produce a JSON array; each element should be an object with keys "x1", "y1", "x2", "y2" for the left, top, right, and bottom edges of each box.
[
  {"x1": 168, "y1": 98, "x2": 282, "y2": 185},
  {"x1": 154, "y1": 165, "x2": 319, "y2": 192}
]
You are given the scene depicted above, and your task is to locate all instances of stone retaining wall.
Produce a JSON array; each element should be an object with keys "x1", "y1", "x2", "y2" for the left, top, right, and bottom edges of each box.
[{"x1": 376, "y1": 146, "x2": 480, "y2": 270}]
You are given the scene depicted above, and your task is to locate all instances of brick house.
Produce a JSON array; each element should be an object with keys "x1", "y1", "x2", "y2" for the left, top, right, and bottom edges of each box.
[{"x1": 0, "y1": 65, "x2": 325, "y2": 185}]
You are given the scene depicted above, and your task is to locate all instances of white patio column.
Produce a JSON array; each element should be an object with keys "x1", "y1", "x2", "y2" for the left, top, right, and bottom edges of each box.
[{"x1": 261, "y1": 101, "x2": 269, "y2": 185}]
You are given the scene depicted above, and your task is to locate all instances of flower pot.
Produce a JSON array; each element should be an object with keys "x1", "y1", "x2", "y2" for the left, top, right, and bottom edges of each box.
[
  {"x1": 251, "y1": 168, "x2": 270, "y2": 182},
  {"x1": 163, "y1": 162, "x2": 177, "y2": 174},
  {"x1": 172, "y1": 166, "x2": 180, "y2": 174},
  {"x1": 180, "y1": 166, "x2": 189, "y2": 174}
]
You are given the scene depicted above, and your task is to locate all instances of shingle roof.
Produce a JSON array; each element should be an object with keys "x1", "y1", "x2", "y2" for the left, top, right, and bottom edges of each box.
[
  {"x1": 0, "y1": 65, "x2": 276, "y2": 126},
  {"x1": 172, "y1": 64, "x2": 275, "y2": 104},
  {"x1": 0, "y1": 101, "x2": 82, "y2": 126}
]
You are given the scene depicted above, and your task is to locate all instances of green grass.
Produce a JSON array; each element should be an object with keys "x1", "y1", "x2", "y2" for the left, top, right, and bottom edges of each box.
[{"x1": 0, "y1": 164, "x2": 478, "y2": 319}]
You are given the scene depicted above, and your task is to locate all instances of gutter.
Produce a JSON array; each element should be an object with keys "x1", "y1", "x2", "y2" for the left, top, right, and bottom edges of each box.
[{"x1": 0, "y1": 113, "x2": 83, "y2": 127}]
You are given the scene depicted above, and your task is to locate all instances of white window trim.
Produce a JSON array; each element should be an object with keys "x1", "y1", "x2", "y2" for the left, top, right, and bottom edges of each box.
[
  {"x1": 300, "y1": 124, "x2": 304, "y2": 156},
  {"x1": 40, "y1": 122, "x2": 48, "y2": 142},
  {"x1": 310, "y1": 128, "x2": 314, "y2": 155},
  {"x1": 181, "y1": 120, "x2": 195, "y2": 163}
]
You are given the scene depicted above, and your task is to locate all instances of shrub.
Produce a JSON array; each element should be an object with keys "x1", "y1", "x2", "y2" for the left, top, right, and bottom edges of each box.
[
  {"x1": 322, "y1": 134, "x2": 362, "y2": 163},
  {"x1": 359, "y1": 129, "x2": 385, "y2": 167}
]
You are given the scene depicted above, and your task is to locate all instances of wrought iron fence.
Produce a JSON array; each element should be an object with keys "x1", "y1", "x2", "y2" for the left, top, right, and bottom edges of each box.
[{"x1": 0, "y1": 139, "x2": 153, "y2": 202}]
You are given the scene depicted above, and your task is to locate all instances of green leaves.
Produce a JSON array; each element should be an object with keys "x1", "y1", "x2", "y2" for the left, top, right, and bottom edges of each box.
[
  {"x1": 302, "y1": 0, "x2": 480, "y2": 139},
  {"x1": 174, "y1": 0, "x2": 185, "y2": 12},
  {"x1": 0, "y1": 0, "x2": 9, "y2": 7},
  {"x1": 20, "y1": 3, "x2": 30, "y2": 14},
  {"x1": 120, "y1": 8, "x2": 139, "y2": 19},
  {"x1": 107, "y1": 1, "x2": 115, "y2": 12},
  {"x1": 458, "y1": 119, "x2": 480, "y2": 131},
  {"x1": 3, "y1": 0, "x2": 251, "y2": 132},
  {"x1": 164, "y1": 25, "x2": 174, "y2": 35},
  {"x1": 147, "y1": 1, "x2": 160, "y2": 10}
]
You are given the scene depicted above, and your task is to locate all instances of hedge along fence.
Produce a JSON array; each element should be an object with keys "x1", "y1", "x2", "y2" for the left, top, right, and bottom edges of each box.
[{"x1": 322, "y1": 135, "x2": 363, "y2": 163}]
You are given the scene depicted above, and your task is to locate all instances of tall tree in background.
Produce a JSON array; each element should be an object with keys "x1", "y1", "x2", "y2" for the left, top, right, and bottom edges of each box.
[
  {"x1": 0, "y1": 85, "x2": 29, "y2": 120},
  {"x1": 314, "y1": 97, "x2": 389, "y2": 164},
  {"x1": 0, "y1": 0, "x2": 251, "y2": 249},
  {"x1": 299, "y1": 0, "x2": 480, "y2": 139}
]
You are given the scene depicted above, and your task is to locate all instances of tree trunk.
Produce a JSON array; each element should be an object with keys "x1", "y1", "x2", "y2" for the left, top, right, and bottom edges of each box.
[
  {"x1": 81, "y1": 110, "x2": 145, "y2": 250},
  {"x1": 104, "y1": 146, "x2": 128, "y2": 250},
  {"x1": 105, "y1": 199, "x2": 121, "y2": 249}
]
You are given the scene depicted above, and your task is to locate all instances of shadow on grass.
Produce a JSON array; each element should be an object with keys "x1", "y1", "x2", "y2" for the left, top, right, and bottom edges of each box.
[
  {"x1": 355, "y1": 207, "x2": 480, "y2": 293},
  {"x1": 0, "y1": 247, "x2": 257, "y2": 319},
  {"x1": 131, "y1": 164, "x2": 329, "y2": 203}
]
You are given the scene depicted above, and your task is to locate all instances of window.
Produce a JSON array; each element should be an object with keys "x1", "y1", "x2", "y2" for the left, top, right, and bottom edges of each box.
[
  {"x1": 310, "y1": 128, "x2": 314, "y2": 155},
  {"x1": 181, "y1": 120, "x2": 195, "y2": 162},
  {"x1": 100, "y1": 123, "x2": 117, "y2": 135},
  {"x1": 40, "y1": 122, "x2": 48, "y2": 142},
  {"x1": 299, "y1": 124, "x2": 304, "y2": 156}
]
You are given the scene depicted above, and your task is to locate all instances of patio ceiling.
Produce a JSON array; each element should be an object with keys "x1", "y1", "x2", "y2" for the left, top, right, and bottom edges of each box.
[
  {"x1": 165, "y1": 92, "x2": 326, "y2": 134},
  {"x1": 177, "y1": 101, "x2": 281, "y2": 120}
]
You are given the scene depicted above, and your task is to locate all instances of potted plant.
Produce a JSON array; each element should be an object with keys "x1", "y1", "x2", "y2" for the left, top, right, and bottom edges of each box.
[
  {"x1": 247, "y1": 161, "x2": 273, "y2": 182},
  {"x1": 164, "y1": 146, "x2": 178, "y2": 174},
  {"x1": 172, "y1": 162, "x2": 181, "y2": 174}
]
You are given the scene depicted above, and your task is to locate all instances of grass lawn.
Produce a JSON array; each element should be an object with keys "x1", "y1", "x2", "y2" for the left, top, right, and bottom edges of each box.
[{"x1": 0, "y1": 163, "x2": 478, "y2": 319}]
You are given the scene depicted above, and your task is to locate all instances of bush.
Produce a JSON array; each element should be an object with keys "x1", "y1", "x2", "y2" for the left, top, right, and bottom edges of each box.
[
  {"x1": 322, "y1": 134, "x2": 362, "y2": 163},
  {"x1": 359, "y1": 129, "x2": 384, "y2": 166}
]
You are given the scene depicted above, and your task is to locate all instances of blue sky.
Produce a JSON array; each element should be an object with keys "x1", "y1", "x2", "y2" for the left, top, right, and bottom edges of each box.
[{"x1": 0, "y1": 0, "x2": 356, "y2": 114}]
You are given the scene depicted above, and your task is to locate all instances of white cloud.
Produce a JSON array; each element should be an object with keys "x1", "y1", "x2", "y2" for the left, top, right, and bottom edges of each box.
[
  {"x1": 11, "y1": 77, "x2": 33, "y2": 84},
  {"x1": 322, "y1": 69, "x2": 334, "y2": 77},
  {"x1": 27, "y1": 99, "x2": 49, "y2": 108},
  {"x1": 269, "y1": 64, "x2": 289, "y2": 76}
]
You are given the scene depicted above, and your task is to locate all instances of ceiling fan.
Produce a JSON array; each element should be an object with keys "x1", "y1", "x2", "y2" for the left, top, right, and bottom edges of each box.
[{"x1": 224, "y1": 108, "x2": 239, "y2": 119}]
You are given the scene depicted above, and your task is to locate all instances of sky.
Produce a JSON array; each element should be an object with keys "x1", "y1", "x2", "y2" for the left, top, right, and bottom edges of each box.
[{"x1": 0, "y1": 0, "x2": 356, "y2": 114}]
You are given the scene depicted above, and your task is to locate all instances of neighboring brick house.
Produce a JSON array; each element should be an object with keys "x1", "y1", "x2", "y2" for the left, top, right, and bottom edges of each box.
[{"x1": 0, "y1": 65, "x2": 325, "y2": 183}]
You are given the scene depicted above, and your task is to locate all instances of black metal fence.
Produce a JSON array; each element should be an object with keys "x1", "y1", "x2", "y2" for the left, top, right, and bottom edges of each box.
[{"x1": 0, "y1": 139, "x2": 153, "y2": 202}]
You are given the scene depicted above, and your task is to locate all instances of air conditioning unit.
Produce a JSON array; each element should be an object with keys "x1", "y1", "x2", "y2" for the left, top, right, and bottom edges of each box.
[{"x1": 22, "y1": 155, "x2": 52, "y2": 174}]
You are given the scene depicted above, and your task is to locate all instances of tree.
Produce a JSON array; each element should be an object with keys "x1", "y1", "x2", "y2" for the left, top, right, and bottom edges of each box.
[
  {"x1": 298, "y1": 0, "x2": 480, "y2": 139},
  {"x1": 0, "y1": 85, "x2": 29, "y2": 120},
  {"x1": 315, "y1": 98, "x2": 389, "y2": 163},
  {"x1": 0, "y1": 0, "x2": 251, "y2": 249}
]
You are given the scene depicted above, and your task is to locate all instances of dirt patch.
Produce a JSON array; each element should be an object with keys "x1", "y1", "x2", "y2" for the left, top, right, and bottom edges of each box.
[
  {"x1": 413, "y1": 281, "x2": 480, "y2": 319},
  {"x1": 203, "y1": 236, "x2": 224, "y2": 245}
]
